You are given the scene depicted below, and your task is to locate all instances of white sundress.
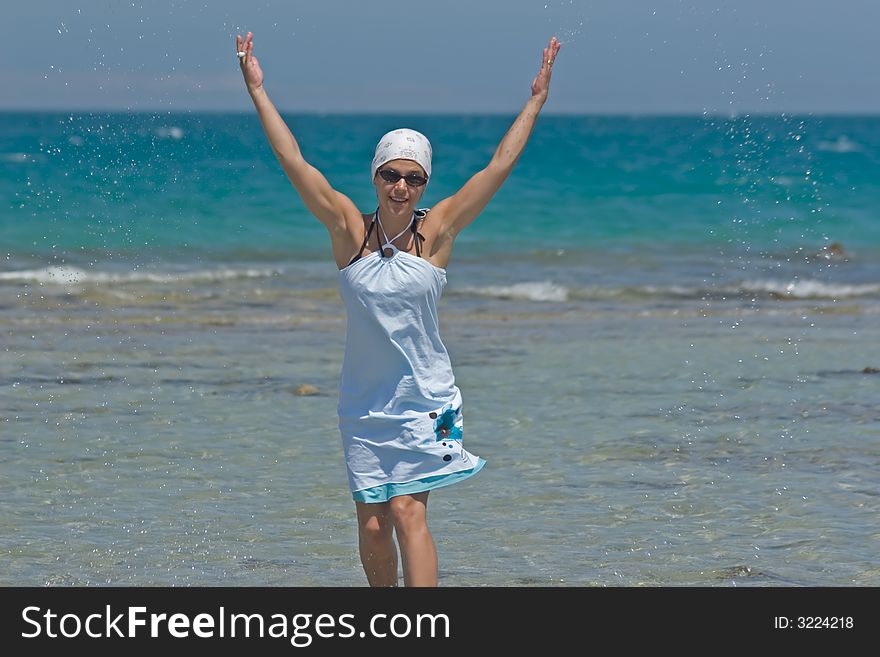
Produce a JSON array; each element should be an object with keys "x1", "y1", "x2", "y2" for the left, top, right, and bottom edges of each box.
[{"x1": 337, "y1": 209, "x2": 485, "y2": 503}]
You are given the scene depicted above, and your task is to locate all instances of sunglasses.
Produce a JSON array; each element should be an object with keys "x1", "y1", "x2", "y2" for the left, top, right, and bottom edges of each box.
[{"x1": 377, "y1": 167, "x2": 428, "y2": 187}]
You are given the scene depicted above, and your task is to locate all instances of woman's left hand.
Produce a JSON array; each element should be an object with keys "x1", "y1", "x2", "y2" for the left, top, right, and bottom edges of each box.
[{"x1": 531, "y1": 36, "x2": 561, "y2": 102}]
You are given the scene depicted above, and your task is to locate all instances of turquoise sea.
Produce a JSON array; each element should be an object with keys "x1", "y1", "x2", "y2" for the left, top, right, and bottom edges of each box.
[{"x1": 1, "y1": 112, "x2": 879, "y2": 585}]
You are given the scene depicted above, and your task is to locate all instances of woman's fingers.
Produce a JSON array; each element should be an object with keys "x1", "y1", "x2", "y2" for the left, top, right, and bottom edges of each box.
[
  {"x1": 539, "y1": 36, "x2": 560, "y2": 75},
  {"x1": 546, "y1": 37, "x2": 560, "y2": 65},
  {"x1": 542, "y1": 37, "x2": 560, "y2": 81},
  {"x1": 236, "y1": 33, "x2": 246, "y2": 64},
  {"x1": 235, "y1": 32, "x2": 253, "y2": 54},
  {"x1": 531, "y1": 36, "x2": 560, "y2": 96},
  {"x1": 235, "y1": 32, "x2": 254, "y2": 68}
]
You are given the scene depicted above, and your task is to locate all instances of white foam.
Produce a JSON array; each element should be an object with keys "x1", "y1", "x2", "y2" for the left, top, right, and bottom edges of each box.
[
  {"x1": 642, "y1": 285, "x2": 695, "y2": 297},
  {"x1": 457, "y1": 281, "x2": 569, "y2": 302},
  {"x1": 0, "y1": 266, "x2": 279, "y2": 286},
  {"x1": 816, "y1": 135, "x2": 862, "y2": 153},
  {"x1": 738, "y1": 278, "x2": 880, "y2": 299},
  {"x1": 0, "y1": 152, "x2": 34, "y2": 163},
  {"x1": 612, "y1": 280, "x2": 879, "y2": 301},
  {"x1": 154, "y1": 126, "x2": 185, "y2": 140}
]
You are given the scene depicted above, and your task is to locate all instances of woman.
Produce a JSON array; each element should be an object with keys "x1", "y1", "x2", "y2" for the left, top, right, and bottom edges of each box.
[{"x1": 236, "y1": 31, "x2": 561, "y2": 587}]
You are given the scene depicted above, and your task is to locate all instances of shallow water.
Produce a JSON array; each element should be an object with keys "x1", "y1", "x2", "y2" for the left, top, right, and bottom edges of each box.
[
  {"x1": 2, "y1": 281, "x2": 877, "y2": 586},
  {"x1": 2, "y1": 113, "x2": 879, "y2": 585}
]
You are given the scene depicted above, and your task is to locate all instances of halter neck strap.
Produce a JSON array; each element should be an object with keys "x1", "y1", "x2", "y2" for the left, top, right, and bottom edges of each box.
[
  {"x1": 347, "y1": 208, "x2": 426, "y2": 266},
  {"x1": 375, "y1": 208, "x2": 415, "y2": 249}
]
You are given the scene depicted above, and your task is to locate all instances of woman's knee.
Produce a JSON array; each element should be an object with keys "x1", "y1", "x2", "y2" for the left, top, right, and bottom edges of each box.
[
  {"x1": 389, "y1": 494, "x2": 428, "y2": 534},
  {"x1": 357, "y1": 504, "x2": 393, "y2": 543}
]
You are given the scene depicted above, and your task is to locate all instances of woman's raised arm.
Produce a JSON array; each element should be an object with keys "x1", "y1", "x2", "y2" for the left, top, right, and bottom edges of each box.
[
  {"x1": 432, "y1": 36, "x2": 562, "y2": 238},
  {"x1": 237, "y1": 32, "x2": 356, "y2": 233}
]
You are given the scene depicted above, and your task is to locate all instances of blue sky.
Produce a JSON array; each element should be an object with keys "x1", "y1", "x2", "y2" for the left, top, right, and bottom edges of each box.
[{"x1": 4, "y1": 0, "x2": 878, "y2": 114}]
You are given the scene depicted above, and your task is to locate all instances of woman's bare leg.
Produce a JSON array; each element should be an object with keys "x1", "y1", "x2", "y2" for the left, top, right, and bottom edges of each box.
[
  {"x1": 355, "y1": 501, "x2": 398, "y2": 586},
  {"x1": 389, "y1": 492, "x2": 438, "y2": 587}
]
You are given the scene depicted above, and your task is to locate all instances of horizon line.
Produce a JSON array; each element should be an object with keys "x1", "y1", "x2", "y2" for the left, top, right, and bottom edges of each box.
[{"x1": 2, "y1": 107, "x2": 879, "y2": 118}]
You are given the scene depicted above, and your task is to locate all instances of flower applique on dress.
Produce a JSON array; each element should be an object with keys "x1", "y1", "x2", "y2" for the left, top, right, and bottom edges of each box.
[
  {"x1": 432, "y1": 407, "x2": 463, "y2": 442},
  {"x1": 429, "y1": 406, "x2": 466, "y2": 464}
]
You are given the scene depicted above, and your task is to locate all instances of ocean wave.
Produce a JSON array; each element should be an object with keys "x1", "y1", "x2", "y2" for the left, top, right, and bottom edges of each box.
[
  {"x1": 450, "y1": 277, "x2": 879, "y2": 304},
  {"x1": 640, "y1": 279, "x2": 879, "y2": 301},
  {"x1": 735, "y1": 279, "x2": 880, "y2": 299},
  {"x1": 0, "y1": 266, "x2": 280, "y2": 286},
  {"x1": 0, "y1": 152, "x2": 44, "y2": 163},
  {"x1": 636, "y1": 280, "x2": 878, "y2": 301},
  {"x1": 3, "y1": 267, "x2": 874, "y2": 304},
  {"x1": 154, "y1": 126, "x2": 185, "y2": 140},
  {"x1": 816, "y1": 135, "x2": 863, "y2": 153},
  {"x1": 455, "y1": 281, "x2": 569, "y2": 302}
]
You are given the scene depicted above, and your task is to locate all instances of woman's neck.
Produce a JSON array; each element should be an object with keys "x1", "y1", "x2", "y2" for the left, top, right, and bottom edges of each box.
[{"x1": 375, "y1": 206, "x2": 415, "y2": 244}]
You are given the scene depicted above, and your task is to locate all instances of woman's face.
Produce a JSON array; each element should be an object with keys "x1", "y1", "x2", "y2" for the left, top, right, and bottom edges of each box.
[{"x1": 373, "y1": 159, "x2": 428, "y2": 216}]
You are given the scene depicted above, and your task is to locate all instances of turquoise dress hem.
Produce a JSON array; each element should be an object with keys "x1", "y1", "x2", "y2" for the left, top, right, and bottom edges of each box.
[{"x1": 352, "y1": 458, "x2": 486, "y2": 503}]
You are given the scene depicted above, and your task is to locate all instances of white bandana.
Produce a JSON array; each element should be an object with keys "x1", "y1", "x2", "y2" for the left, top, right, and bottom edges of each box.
[{"x1": 371, "y1": 128, "x2": 432, "y2": 181}]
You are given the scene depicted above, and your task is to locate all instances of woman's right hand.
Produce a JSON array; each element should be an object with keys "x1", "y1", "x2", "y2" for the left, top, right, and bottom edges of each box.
[{"x1": 236, "y1": 32, "x2": 264, "y2": 92}]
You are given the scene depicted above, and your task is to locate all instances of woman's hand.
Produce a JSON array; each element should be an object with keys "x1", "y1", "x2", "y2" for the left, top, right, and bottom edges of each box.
[
  {"x1": 236, "y1": 31, "x2": 264, "y2": 93},
  {"x1": 530, "y1": 36, "x2": 561, "y2": 103}
]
